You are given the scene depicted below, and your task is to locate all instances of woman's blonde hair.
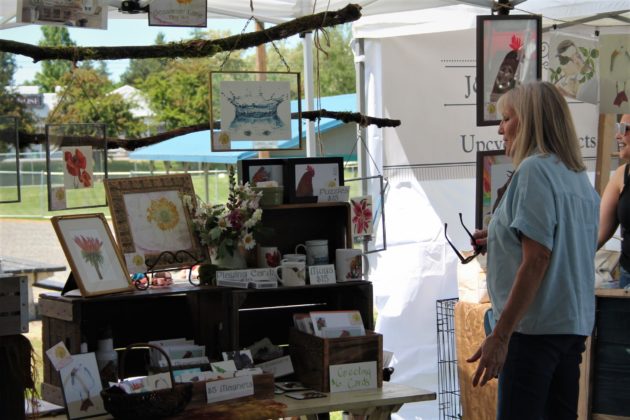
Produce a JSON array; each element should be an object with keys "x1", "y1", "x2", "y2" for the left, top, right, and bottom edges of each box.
[{"x1": 497, "y1": 81, "x2": 585, "y2": 171}]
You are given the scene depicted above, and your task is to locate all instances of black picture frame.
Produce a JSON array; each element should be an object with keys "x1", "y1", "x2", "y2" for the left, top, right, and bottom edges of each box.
[
  {"x1": 476, "y1": 14, "x2": 542, "y2": 126},
  {"x1": 0, "y1": 116, "x2": 21, "y2": 204},
  {"x1": 475, "y1": 149, "x2": 513, "y2": 230},
  {"x1": 238, "y1": 158, "x2": 287, "y2": 187},
  {"x1": 286, "y1": 157, "x2": 344, "y2": 204}
]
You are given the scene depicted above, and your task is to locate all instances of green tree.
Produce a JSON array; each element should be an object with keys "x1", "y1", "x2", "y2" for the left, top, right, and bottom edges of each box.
[
  {"x1": 33, "y1": 26, "x2": 76, "y2": 92},
  {"x1": 49, "y1": 68, "x2": 146, "y2": 138},
  {"x1": 120, "y1": 33, "x2": 170, "y2": 87},
  {"x1": 0, "y1": 51, "x2": 37, "y2": 135}
]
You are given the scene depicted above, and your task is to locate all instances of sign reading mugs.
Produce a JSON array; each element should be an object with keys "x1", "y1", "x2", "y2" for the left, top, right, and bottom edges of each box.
[{"x1": 329, "y1": 361, "x2": 377, "y2": 393}]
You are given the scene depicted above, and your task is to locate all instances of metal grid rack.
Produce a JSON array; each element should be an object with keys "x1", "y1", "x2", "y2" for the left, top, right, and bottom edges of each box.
[{"x1": 436, "y1": 298, "x2": 462, "y2": 419}]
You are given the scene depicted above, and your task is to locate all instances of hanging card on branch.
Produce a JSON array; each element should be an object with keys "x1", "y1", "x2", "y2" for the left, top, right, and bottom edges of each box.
[{"x1": 210, "y1": 71, "x2": 303, "y2": 152}]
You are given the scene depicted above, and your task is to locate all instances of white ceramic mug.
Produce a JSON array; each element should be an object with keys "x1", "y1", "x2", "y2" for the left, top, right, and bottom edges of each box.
[
  {"x1": 257, "y1": 246, "x2": 281, "y2": 268},
  {"x1": 275, "y1": 261, "x2": 306, "y2": 286},
  {"x1": 335, "y1": 248, "x2": 369, "y2": 282},
  {"x1": 295, "y1": 239, "x2": 329, "y2": 266},
  {"x1": 281, "y1": 253, "x2": 307, "y2": 264}
]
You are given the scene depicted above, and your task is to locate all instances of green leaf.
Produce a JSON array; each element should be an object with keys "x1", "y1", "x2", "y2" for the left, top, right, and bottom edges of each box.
[{"x1": 590, "y1": 49, "x2": 599, "y2": 58}]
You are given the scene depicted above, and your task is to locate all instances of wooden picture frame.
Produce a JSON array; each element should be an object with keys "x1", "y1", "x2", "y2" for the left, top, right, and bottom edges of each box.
[
  {"x1": 51, "y1": 213, "x2": 133, "y2": 297},
  {"x1": 209, "y1": 71, "x2": 302, "y2": 152},
  {"x1": 286, "y1": 157, "x2": 344, "y2": 204},
  {"x1": 105, "y1": 174, "x2": 204, "y2": 273},
  {"x1": 45, "y1": 123, "x2": 108, "y2": 211},
  {"x1": 476, "y1": 14, "x2": 542, "y2": 126},
  {"x1": 475, "y1": 150, "x2": 513, "y2": 230},
  {"x1": 0, "y1": 116, "x2": 21, "y2": 203}
]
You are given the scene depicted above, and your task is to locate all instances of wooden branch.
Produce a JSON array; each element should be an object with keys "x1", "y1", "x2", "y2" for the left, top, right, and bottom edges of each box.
[
  {"x1": 0, "y1": 4, "x2": 361, "y2": 62},
  {"x1": 17, "y1": 110, "x2": 400, "y2": 151}
]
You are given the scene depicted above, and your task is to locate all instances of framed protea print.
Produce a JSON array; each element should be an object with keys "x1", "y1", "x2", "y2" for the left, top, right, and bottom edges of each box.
[
  {"x1": 104, "y1": 174, "x2": 204, "y2": 273},
  {"x1": 51, "y1": 213, "x2": 133, "y2": 297},
  {"x1": 476, "y1": 14, "x2": 542, "y2": 126},
  {"x1": 45, "y1": 123, "x2": 108, "y2": 211},
  {"x1": 209, "y1": 71, "x2": 302, "y2": 152}
]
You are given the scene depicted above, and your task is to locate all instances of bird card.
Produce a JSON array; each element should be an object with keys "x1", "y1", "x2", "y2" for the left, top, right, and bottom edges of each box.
[
  {"x1": 46, "y1": 341, "x2": 73, "y2": 371},
  {"x1": 211, "y1": 360, "x2": 237, "y2": 374},
  {"x1": 222, "y1": 349, "x2": 254, "y2": 370}
]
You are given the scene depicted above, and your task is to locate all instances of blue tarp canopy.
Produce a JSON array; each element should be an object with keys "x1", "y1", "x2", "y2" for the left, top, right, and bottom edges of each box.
[{"x1": 128, "y1": 93, "x2": 356, "y2": 164}]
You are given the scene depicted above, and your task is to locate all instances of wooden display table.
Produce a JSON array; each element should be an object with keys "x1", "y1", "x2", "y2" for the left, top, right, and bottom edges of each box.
[{"x1": 38, "y1": 281, "x2": 374, "y2": 406}]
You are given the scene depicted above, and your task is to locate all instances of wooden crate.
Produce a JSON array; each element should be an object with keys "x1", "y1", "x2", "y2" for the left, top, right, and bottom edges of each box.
[
  {"x1": 0, "y1": 275, "x2": 28, "y2": 336},
  {"x1": 289, "y1": 328, "x2": 383, "y2": 392}
]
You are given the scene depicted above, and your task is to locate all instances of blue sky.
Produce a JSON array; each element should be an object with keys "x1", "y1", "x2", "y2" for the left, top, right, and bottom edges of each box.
[{"x1": 0, "y1": 18, "x2": 286, "y2": 85}]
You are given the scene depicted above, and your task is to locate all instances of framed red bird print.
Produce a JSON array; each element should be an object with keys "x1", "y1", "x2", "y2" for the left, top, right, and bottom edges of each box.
[
  {"x1": 476, "y1": 14, "x2": 542, "y2": 126},
  {"x1": 286, "y1": 157, "x2": 344, "y2": 204}
]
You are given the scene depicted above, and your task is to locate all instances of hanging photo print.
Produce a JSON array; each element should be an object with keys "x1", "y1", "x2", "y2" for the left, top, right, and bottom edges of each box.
[
  {"x1": 476, "y1": 15, "x2": 541, "y2": 126},
  {"x1": 599, "y1": 34, "x2": 630, "y2": 114},
  {"x1": 548, "y1": 32, "x2": 599, "y2": 104},
  {"x1": 45, "y1": 123, "x2": 108, "y2": 211},
  {"x1": 0, "y1": 116, "x2": 20, "y2": 203},
  {"x1": 149, "y1": 0, "x2": 207, "y2": 27},
  {"x1": 210, "y1": 71, "x2": 302, "y2": 152},
  {"x1": 350, "y1": 195, "x2": 373, "y2": 238},
  {"x1": 17, "y1": 0, "x2": 108, "y2": 29}
]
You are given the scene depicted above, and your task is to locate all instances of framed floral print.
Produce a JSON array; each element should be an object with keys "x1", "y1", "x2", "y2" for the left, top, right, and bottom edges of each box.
[
  {"x1": 105, "y1": 174, "x2": 204, "y2": 273},
  {"x1": 45, "y1": 123, "x2": 108, "y2": 211},
  {"x1": 51, "y1": 213, "x2": 133, "y2": 297},
  {"x1": 475, "y1": 149, "x2": 513, "y2": 230},
  {"x1": 476, "y1": 14, "x2": 542, "y2": 126}
]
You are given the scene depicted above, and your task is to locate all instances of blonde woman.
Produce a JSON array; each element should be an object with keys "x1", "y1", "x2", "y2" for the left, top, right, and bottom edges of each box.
[
  {"x1": 598, "y1": 114, "x2": 630, "y2": 288},
  {"x1": 469, "y1": 81, "x2": 600, "y2": 420}
]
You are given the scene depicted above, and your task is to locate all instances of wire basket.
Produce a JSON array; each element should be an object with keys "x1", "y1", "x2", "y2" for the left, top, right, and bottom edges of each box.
[{"x1": 100, "y1": 342, "x2": 193, "y2": 419}]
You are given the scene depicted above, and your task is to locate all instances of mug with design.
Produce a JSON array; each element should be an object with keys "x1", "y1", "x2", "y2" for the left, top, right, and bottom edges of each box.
[
  {"x1": 281, "y1": 253, "x2": 307, "y2": 264},
  {"x1": 294, "y1": 239, "x2": 329, "y2": 266},
  {"x1": 257, "y1": 246, "x2": 281, "y2": 268},
  {"x1": 275, "y1": 260, "x2": 306, "y2": 286},
  {"x1": 335, "y1": 248, "x2": 369, "y2": 282}
]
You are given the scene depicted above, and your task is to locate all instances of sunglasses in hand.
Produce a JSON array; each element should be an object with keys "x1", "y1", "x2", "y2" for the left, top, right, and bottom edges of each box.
[{"x1": 444, "y1": 213, "x2": 484, "y2": 264}]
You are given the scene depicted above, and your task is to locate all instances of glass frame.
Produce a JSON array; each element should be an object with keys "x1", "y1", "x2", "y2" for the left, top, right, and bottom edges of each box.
[{"x1": 0, "y1": 116, "x2": 21, "y2": 204}]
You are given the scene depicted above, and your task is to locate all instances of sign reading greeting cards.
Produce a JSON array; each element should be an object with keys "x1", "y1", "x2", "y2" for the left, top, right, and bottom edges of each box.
[{"x1": 329, "y1": 361, "x2": 377, "y2": 393}]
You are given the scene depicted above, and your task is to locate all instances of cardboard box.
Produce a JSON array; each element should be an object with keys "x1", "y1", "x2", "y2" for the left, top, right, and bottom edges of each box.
[{"x1": 289, "y1": 328, "x2": 383, "y2": 392}]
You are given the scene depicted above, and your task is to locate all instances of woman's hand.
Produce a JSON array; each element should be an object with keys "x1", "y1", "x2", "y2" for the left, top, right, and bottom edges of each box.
[
  {"x1": 467, "y1": 332, "x2": 509, "y2": 387},
  {"x1": 472, "y1": 229, "x2": 488, "y2": 254}
]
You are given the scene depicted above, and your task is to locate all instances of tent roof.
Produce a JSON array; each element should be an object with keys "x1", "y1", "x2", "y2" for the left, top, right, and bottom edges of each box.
[
  {"x1": 128, "y1": 93, "x2": 356, "y2": 164},
  {"x1": 2, "y1": 1, "x2": 628, "y2": 30}
]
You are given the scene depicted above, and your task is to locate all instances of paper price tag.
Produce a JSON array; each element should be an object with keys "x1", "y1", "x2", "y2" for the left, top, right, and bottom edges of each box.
[
  {"x1": 308, "y1": 264, "x2": 336, "y2": 285},
  {"x1": 317, "y1": 186, "x2": 350, "y2": 203}
]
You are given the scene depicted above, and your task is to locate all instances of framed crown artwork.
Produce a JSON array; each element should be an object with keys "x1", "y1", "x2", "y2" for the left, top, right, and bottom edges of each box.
[
  {"x1": 209, "y1": 71, "x2": 302, "y2": 152},
  {"x1": 476, "y1": 15, "x2": 542, "y2": 126}
]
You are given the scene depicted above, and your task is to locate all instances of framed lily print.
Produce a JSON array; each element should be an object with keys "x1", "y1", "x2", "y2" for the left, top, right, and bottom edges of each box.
[
  {"x1": 105, "y1": 174, "x2": 204, "y2": 273},
  {"x1": 45, "y1": 123, "x2": 108, "y2": 211},
  {"x1": 0, "y1": 116, "x2": 21, "y2": 203},
  {"x1": 476, "y1": 14, "x2": 541, "y2": 126},
  {"x1": 209, "y1": 71, "x2": 302, "y2": 152},
  {"x1": 51, "y1": 213, "x2": 133, "y2": 297},
  {"x1": 475, "y1": 150, "x2": 513, "y2": 230}
]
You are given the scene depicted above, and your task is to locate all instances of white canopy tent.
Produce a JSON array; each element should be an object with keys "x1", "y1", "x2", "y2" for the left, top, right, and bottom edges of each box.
[{"x1": 1, "y1": 2, "x2": 629, "y2": 418}]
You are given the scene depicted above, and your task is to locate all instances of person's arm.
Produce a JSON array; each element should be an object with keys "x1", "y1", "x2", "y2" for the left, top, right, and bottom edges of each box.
[
  {"x1": 598, "y1": 164, "x2": 625, "y2": 249},
  {"x1": 467, "y1": 234, "x2": 551, "y2": 387}
]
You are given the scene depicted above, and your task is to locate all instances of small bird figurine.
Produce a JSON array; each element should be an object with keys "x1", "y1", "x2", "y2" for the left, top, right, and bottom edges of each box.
[{"x1": 296, "y1": 165, "x2": 315, "y2": 197}]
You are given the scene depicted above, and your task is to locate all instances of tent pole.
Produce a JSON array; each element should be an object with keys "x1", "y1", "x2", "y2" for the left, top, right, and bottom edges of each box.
[
  {"x1": 302, "y1": 31, "x2": 317, "y2": 157},
  {"x1": 355, "y1": 37, "x2": 367, "y2": 190}
]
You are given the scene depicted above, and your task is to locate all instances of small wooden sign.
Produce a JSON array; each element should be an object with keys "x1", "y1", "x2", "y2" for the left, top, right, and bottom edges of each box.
[{"x1": 318, "y1": 186, "x2": 350, "y2": 203}]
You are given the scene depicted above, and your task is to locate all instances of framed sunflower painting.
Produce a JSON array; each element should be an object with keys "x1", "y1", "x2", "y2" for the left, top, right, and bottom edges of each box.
[{"x1": 105, "y1": 174, "x2": 204, "y2": 273}]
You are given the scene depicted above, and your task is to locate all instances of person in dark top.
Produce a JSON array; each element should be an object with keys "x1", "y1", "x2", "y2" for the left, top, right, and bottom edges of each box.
[{"x1": 599, "y1": 114, "x2": 630, "y2": 288}]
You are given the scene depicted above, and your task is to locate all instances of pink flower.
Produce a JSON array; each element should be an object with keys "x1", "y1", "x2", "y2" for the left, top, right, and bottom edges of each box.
[{"x1": 351, "y1": 198, "x2": 373, "y2": 235}]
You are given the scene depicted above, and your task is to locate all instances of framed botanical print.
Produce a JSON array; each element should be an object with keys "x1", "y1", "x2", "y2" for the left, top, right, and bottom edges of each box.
[
  {"x1": 286, "y1": 157, "x2": 344, "y2": 204},
  {"x1": 51, "y1": 213, "x2": 133, "y2": 297},
  {"x1": 209, "y1": 71, "x2": 302, "y2": 152},
  {"x1": 105, "y1": 174, "x2": 204, "y2": 273},
  {"x1": 45, "y1": 123, "x2": 108, "y2": 211},
  {"x1": 475, "y1": 149, "x2": 513, "y2": 230},
  {"x1": 476, "y1": 14, "x2": 542, "y2": 126}
]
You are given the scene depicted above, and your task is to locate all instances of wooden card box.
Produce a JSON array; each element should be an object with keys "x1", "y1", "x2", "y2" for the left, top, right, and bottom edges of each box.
[
  {"x1": 0, "y1": 275, "x2": 28, "y2": 336},
  {"x1": 288, "y1": 329, "x2": 383, "y2": 392}
]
